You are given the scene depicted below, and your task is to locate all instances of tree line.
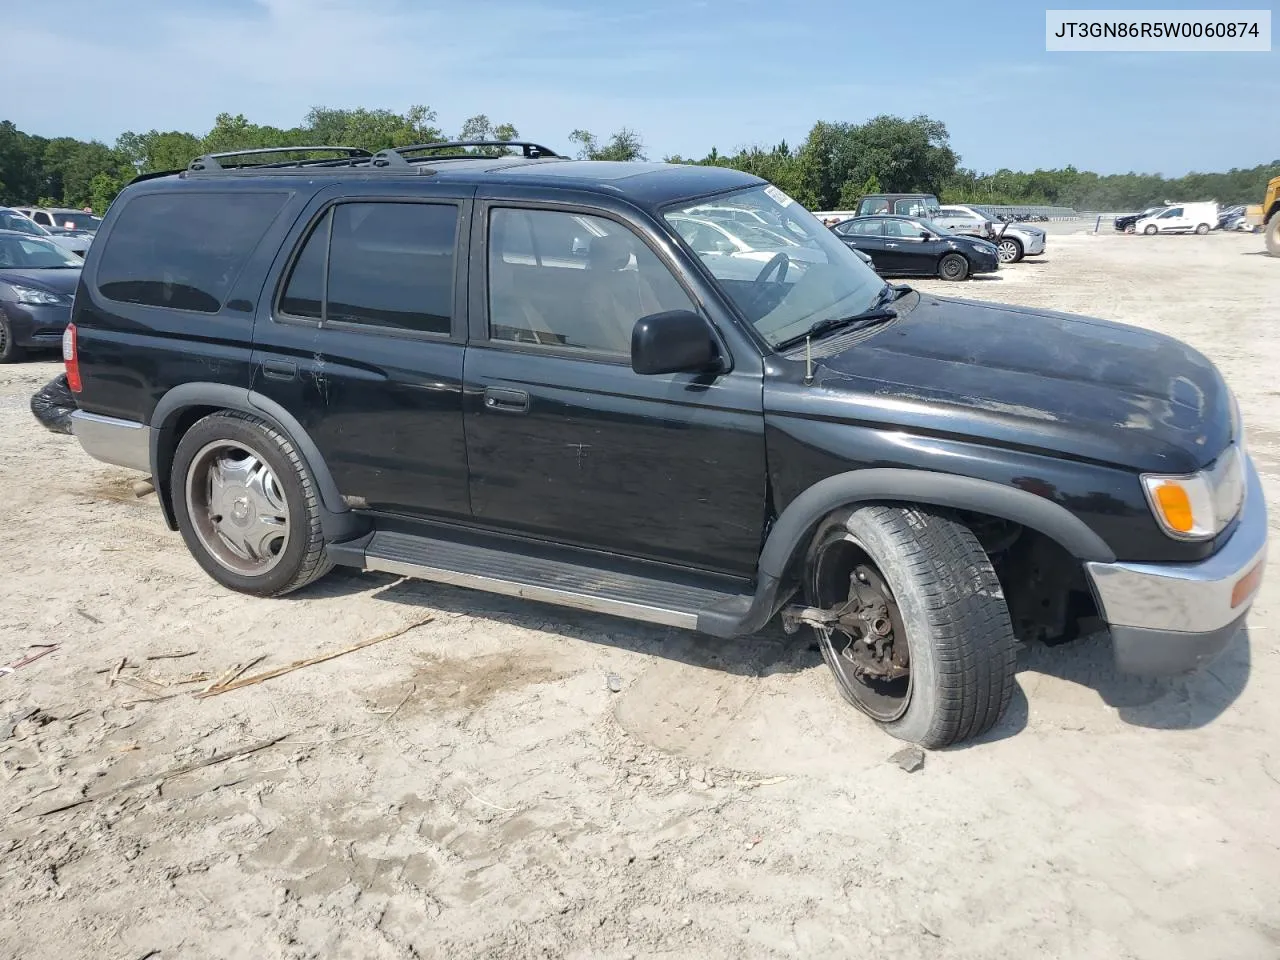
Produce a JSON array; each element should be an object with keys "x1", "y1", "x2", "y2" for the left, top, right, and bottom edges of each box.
[{"x1": 1, "y1": 108, "x2": 1275, "y2": 215}]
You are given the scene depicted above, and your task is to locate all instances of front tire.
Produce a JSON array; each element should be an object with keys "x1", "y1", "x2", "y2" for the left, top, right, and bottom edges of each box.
[
  {"x1": 171, "y1": 411, "x2": 332, "y2": 597},
  {"x1": 1143, "y1": 224, "x2": 1158, "y2": 235},
  {"x1": 806, "y1": 505, "x2": 1017, "y2": 748},
  {"x1": 938, "y1": 252, "x2": 969, "y2": 281},
  {"x1": 0, "y1": 316, "x2": 24, "y2": 364},
  {"x1": 1266, "y1": 216, "x2": 1280, "y2": 257},
  {"x1": 996, "y1": 237, "x2": 1023, "y2": 263}
]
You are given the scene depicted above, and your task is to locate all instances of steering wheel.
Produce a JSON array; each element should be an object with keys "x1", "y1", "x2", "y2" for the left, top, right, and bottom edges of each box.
[{"x1": 754, "y1": 251, "x2": 790, "y2": 285}]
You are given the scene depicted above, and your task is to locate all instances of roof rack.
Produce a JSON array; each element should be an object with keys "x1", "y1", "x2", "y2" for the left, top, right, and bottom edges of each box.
[
  {"x1": 370, "y1": 140, "x2": 562, "y2": 167},
  {"x1": 187, "y1": 146, "x2": 374, "y2": 172}
]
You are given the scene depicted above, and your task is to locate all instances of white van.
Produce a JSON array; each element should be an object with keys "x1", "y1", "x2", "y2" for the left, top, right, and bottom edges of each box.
[{"x1": 1135, "y1": 202, "x2": 1219, "y2": 236}]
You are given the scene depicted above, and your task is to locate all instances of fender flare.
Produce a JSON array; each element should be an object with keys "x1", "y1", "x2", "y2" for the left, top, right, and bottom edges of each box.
[
  {"x1": 697, "y1": 468, "x2": 1115, "y2": 638},
  {"x1": 148, "y1": 383, "x2": 364, "y2": 541}
]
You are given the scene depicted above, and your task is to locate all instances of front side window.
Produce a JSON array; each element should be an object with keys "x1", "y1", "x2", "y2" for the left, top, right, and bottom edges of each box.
[
  {"x1": 884, "y1": 219, "x2": 927, "y2": 239},
  {"x1": 665, "y1": 184, "x2": 883, "y2": 350},
  {"x1": 279, "y1": 201, "x2": 458, "y2": 334},
  {"x1": 488, "y1": 207, "x2": 694, "y2": 357},
  {"x1": 97, "y1": 192, "x2": 288, "y2": 313},
  {"x1": 1160, "y1": 208, "x2": 1182, "y2": 218}
]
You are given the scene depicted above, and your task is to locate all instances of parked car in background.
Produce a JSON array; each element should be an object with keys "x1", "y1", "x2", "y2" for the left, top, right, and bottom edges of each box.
[
  {"x1": 1114, "y1": 207, "x2": 1165, "y2": 233},
  {"x1": 15, "y1": 207, "x2": 102, "y2": 234},
  {"x1": 938, "y1": 205, "x2": 1047, "y2": 263},
  {"x1": 0, "y1": 230, "x2": 81, "y2": 362},
  {"x1": 934, "y1": 205, "x2": 996, "y2": 239},
  {"x1": 668, "y1": 213, "x2": 825, "y2": 282},
  {"x1": 832, "y1": 215, "x2": 999, "y2": 280},
  {"x1": 1135, "y1": 202, "x2": 1219, "y2": 235},
  {"x1": 0, "y1": 207, "x2": 90, "y2": 257},
  {"x1": 853, "y1": 193, "x2": 942, "y2": 219}
]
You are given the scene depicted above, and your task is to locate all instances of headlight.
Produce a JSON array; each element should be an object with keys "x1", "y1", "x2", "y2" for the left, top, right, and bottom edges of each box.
[
  {"x1": 1142, "y1": 445, "x2": 1245, "y2": 540},
  {"x1": 8, "y1": 284, "x2": 63, "y2": 305}
]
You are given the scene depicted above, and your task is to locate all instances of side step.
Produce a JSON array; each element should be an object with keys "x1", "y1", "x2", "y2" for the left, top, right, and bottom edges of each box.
[{"x1": 354, "y1": 529, "x2": 755, "y2": 631}]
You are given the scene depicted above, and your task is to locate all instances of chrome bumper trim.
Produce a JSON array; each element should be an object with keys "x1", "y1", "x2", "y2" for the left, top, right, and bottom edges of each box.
[
  {"x1": 70, "y1": 410, "x2": 152, "y2": 474},
  {"x1": 1086, "y1": 456, "x2": 1267, "y2": 635}
]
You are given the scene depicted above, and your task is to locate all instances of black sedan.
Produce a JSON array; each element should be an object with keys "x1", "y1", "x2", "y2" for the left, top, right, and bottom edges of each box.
[
  {"x1": 1113, "y1": 207, "x2": 1163, "y2": 233},
  {"x1": 0, "y1": 230, "x2": 81, "y2": 362},
  {"x1": 830, "y1": 216, "x2": 999, "y2": 281}
]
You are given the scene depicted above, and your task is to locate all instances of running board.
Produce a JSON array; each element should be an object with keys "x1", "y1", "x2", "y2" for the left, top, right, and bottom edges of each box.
[{"x1": 354, "y1": 529, "x2": 755, "y2": 631}]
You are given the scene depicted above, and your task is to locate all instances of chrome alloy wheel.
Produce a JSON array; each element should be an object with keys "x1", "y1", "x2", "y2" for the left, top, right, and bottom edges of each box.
[{"x1": 184, "y1": 440, "x2": 291, "y2": 575}]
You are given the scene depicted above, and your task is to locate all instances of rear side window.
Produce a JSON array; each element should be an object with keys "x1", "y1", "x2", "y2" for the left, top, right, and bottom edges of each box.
[
  {"x1": 279, "y1": 201, "x2": 458, "y2": 335},
  {"x1": 97, "y1": 192, "x2": 287, "y2": 313}
]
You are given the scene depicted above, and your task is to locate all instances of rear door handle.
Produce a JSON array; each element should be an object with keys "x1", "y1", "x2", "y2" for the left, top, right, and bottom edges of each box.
[
  {"x1": 483, "y1": 387, "x2": 529, "y2": 413},
  {"x1": 262, "y1": 359, "x2": 296, "y2": 381}
]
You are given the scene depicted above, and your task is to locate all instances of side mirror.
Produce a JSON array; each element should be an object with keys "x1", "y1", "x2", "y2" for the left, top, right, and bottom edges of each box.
[
  {"x1": 919, "y1": 230, "x2": 932, "y2": 240},
  {"x1": 631, "y1": 310, "x2": 719, "y2": 376}
]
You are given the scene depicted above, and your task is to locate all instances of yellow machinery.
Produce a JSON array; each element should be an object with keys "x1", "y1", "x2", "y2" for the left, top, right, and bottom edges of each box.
[{"x1": 1265, "y1": 175, "x2": 1280, "y2": 256}]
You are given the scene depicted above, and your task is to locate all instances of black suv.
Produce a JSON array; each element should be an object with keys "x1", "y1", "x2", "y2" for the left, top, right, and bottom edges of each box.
[
  {"x1": 853, "y1": 193, "x2": 942, "y2": 219},
  {"x1": 62, "y1": 142, "x2": 1267, "y2": 748}
]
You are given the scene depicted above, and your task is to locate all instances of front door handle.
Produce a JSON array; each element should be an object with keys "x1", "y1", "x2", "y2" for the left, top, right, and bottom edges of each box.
[
  {"x1": 483, "y1": 387, "x2": 529, "y2": 413},
  {"x1": 884, "y1": 242, "x2": 899, "y2": 248},
  {"x1": 262, "y1": 359, "x2": 296, "y2": 381}
]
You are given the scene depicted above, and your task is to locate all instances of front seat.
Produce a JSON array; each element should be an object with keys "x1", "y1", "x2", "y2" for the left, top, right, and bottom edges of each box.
[{"x1": 582, "y1": 233, "x2": 665, "y2": 354}]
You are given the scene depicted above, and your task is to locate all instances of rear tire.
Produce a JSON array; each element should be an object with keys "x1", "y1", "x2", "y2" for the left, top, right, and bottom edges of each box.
[
  {"x1": 806, "y1": 505, "x2": 1018, "y2": 748},
  {"x1": 938, "y1": 253, "x2": 969, "y2": 281},
  {"x1": 1266, "y1": 216, "x2": 1280, "y2": 257},
  {"x1": 171, "y1": 411, "x2": 332, "y2": 597},
  {"x1": 1195, "y1": 223, "x2": 1209, "y2": 235},
  {"x1": 0, "y1": 317, "x2": 23, "y2": 364}
]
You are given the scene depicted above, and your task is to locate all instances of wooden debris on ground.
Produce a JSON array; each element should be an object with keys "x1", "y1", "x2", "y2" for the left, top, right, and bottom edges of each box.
[{"x1": 195, "y1": 614, "x2": 433, "y2": 699}]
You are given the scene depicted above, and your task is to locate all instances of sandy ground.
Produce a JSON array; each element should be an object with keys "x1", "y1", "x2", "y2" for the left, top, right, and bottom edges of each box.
[{"x1": 1, "y1": 229, "x2": 1279, "y2": 960}]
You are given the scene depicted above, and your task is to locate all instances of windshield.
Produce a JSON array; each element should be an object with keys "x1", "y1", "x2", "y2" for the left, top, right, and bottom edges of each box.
[
  {"x1": 665, "y1": 184, "x2": 884, "y2": 349},
  {"x1": 0, "y1": 235, "x2": 82, "y2": 268},
  {"x1": 49, "y1": 213, "x2": 100, "y2": 232},
  {"x1": 0, "y1": 211, "x2": 47, "y2": 237}
]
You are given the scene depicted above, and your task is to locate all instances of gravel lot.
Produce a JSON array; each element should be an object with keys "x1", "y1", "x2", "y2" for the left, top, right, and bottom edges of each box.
[{"x1": 1, "y1": 229, "x2": 1278, "y2": 960}]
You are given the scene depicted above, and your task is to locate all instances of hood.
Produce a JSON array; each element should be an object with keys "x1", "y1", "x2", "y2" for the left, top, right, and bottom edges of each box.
[
  {"x1": 1001, "y1": 223, "x2": 1044, "y2": 237},
  {"x1": 0, "y1": 268, "x2": 81, "y2": 296},
  {"x1": 809, "y1": 294, "x2": 1231, "y2": 474}
]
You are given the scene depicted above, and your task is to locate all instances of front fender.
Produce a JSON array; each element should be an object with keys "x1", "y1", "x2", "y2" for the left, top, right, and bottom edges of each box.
[{"x1": 696, "y1": 468, "x2": 1114, "y2": 638}]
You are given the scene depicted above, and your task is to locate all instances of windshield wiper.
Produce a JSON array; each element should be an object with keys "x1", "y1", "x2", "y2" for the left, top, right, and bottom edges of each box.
[{"x1": 773, "y1": 285, "x2": 899, "y2": 352}]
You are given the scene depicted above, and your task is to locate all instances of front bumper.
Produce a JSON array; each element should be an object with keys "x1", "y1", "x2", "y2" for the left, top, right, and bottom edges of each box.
[
  {"x1": 0, "y1": 300, "x2": 71, "y2": 347},
  {"x1": 1086, "y1": 456, "x2": 1268, "y2": 674}
]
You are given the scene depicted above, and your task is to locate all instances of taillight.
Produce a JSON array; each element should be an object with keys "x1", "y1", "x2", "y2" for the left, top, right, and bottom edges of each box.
[{"x1": 63, "y1": 323, "x2": 82, "y2": 393}]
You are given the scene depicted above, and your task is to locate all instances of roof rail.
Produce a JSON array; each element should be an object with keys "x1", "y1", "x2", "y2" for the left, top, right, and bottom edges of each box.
[
  {"x1": 188, "y1": 146, "x2": 373, "y2": 172},
  {"x1": 370, "y1": 140, "x2": 562, "y2": 167}
]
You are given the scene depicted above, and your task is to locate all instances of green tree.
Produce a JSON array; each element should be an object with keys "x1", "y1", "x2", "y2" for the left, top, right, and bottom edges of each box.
[
  {"x1": 88, "y1": 172, "x2": 124, "y2": 214},
  {"x1": 569, "y1": 128, "x2": 645, "y2": 161}
]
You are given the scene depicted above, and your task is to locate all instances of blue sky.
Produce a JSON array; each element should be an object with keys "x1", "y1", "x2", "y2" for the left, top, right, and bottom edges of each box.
[{"x1": 5, "y1": 0, "x2": 1276, "y2": 175}]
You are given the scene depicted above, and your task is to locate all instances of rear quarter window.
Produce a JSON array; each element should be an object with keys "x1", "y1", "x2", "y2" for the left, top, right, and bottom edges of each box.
[{"x1": 96, "y1": 192, "x2": 288, "y2": 313}]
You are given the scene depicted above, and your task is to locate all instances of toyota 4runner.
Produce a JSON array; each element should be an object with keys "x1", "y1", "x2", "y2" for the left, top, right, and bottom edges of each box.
[{"x1": 62, "y1": 142, "x2": 1267, "y2": 747}]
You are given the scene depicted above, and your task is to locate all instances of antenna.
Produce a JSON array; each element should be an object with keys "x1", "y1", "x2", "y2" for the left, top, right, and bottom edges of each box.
[{"x1": 803, "y1": 335, "x2": 814, "y2": 385}]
